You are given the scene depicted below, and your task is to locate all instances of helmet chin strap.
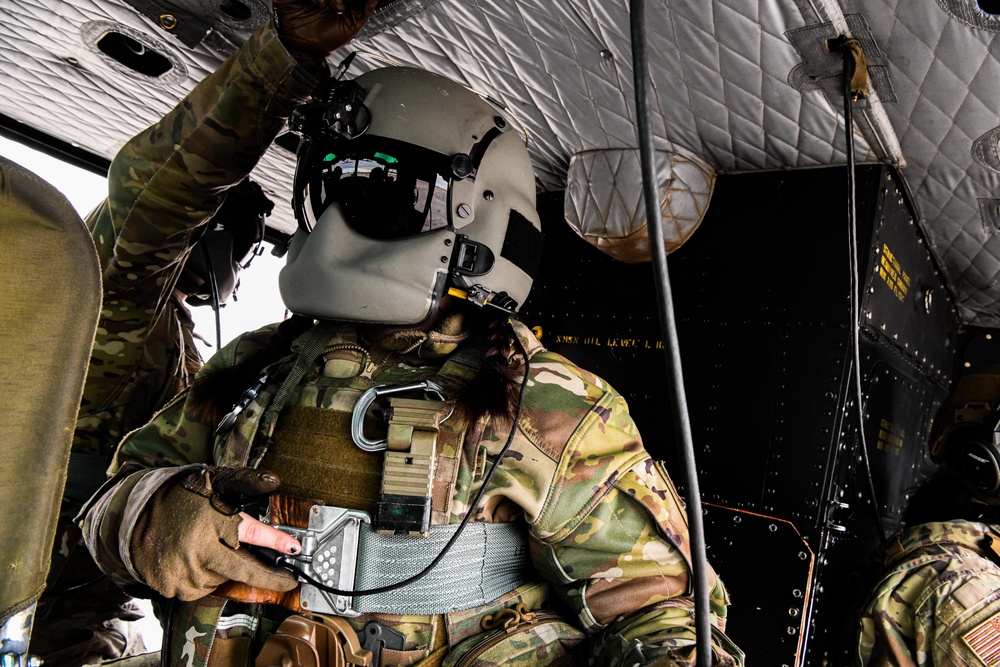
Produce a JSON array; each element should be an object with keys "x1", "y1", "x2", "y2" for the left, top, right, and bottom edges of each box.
[{"x1": 447, "y1": 285, "x2": 518, "y2": 316}]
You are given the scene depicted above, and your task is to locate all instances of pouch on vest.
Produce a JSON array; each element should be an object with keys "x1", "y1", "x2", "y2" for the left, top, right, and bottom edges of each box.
[{"x1": 440, "y1": 603, "x2": 584, "y2": 667}]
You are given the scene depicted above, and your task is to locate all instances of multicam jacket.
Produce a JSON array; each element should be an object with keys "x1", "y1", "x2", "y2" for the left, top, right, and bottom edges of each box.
[
  {"x1": 855, "y1": 520, "x2": 1000, "y2": 666},
  {"x1": 71, "y1": 19, "x2": 317, "y2": 474},
  {"x1": 82, "y1": 316, "x2": 744, "y2": 666}
]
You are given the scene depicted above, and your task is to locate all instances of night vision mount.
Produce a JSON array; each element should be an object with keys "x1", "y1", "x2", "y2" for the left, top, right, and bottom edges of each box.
[{"x1": 289, "y1": 54, "x2": 371, "y2": 142}]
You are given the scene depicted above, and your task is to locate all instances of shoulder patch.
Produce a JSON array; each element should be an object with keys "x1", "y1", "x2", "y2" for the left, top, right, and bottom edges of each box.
[{"x1": 963, "y1": 613, "x2": 1000, "y2": 665}]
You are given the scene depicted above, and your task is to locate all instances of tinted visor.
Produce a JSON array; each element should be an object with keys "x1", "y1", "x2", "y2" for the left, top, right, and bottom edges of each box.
[{"x1": 297, "y1": 137, "x2": 453, "y2": 239}]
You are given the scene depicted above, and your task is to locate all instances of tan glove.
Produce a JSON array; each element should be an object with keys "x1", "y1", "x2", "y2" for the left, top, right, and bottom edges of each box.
[
  {"x1": 130, "y1": 466, "x2": 298, "y2": 601},
  {"x1": 273, "y1": 0, "x2": 380, "y2": 68}
]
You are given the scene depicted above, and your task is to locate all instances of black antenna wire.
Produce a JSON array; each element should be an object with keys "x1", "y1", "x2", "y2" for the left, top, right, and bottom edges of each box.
[
  {"x1": 160, "y1": 597, "x2": 175, "y2": 667},
  {"x1": 628, "y1": 1, "x2": 711, "y2": 664}
]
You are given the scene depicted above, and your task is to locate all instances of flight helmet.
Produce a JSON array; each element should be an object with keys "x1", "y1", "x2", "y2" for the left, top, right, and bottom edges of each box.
[{"x1": 280, "y1": 65, "x2": 543, "y2": 326}]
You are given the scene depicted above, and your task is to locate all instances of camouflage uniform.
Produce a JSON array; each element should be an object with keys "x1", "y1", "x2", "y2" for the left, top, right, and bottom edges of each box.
[
  {"x1": 35, "y1": 20, "x2": 320, "y2": 666},
  {"x1": 82, "y1": 315, "x2": 744, "y2": 666},
  {"x1": 855, "y1": 520, "x2": 1000, "y2": 666}
]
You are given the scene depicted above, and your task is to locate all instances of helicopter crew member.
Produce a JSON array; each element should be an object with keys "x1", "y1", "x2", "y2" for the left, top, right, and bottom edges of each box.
[
  {"x1": 79, "y1": 15, "x2": 745, "y2": 667},
  {"x1": 856, "y1": 364, "x2": 1000, "y2": 665}
]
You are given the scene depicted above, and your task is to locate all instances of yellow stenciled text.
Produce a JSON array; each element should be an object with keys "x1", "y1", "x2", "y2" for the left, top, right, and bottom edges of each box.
[
  {"x1": 878, "y1": 244, "x2": 909, "y2": 303},
  {"x1": 876, "y1": 417, "x2": 905, "y2": 457}
]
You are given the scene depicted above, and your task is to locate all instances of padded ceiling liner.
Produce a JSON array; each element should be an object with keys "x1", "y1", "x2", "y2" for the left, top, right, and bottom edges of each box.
[{"x1": 1, "y1": 0, "x2": 998, "y2": 325}]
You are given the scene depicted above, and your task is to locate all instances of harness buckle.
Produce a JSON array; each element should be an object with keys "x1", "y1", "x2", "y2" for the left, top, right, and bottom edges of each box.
[{"x1": 269, "y1": 506, "x2": 372, "y2": 617}]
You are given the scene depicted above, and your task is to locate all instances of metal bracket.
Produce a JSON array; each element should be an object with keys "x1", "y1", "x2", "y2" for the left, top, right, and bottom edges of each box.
[{"x1": 271, "y1": 506, "x2": 372, "y2": 617}]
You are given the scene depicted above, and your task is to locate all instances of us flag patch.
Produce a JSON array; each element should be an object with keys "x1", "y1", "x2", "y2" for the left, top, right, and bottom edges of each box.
[{"x1": 963, "y1": 614, "x2": 1000, "y2": 665}]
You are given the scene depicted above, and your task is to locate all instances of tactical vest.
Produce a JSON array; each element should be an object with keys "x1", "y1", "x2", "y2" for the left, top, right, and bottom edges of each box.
[{"x1": 163, "y1": 322, "x2": 584, "y2": 667}]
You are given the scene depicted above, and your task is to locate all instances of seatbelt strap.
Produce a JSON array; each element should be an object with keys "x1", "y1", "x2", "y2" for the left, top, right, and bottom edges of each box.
[
  {"x1": 290, "y1": 507, "x2": 531, "y2": 617},
  {"x1": 353, "y1": 520, "x2": 531, "y2": 615}
]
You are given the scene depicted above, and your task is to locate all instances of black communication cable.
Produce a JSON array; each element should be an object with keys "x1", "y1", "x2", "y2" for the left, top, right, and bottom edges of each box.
[
  {"x1": 160, "y1": 598, "x2": 174, "y2": 667},
  {"x1": 628, "y1": 1, "x2": 711, "y2": 664},
  {"x1": 45, "y1": 574, "x2": 106, "y2": 595},
  {"x1": 833, "y1": 37, "x2": 887, "y2": 552},
  {"x1": 201, "y1": 243, "x2": 224, "y2": 351}
]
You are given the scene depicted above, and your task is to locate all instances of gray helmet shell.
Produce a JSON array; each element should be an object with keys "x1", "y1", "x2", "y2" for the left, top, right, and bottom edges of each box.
[{"x1": 279, "y1": 66, "x2": 541, "y2": 326}]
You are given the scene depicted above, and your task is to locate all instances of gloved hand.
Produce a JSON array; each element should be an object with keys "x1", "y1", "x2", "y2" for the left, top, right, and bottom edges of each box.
[
  {"x1": 273, "y1": 0, "x2": 380, "y2": 68},
  {"x1": 130, "y1": 466, "x2": 299, "y2": 601}
]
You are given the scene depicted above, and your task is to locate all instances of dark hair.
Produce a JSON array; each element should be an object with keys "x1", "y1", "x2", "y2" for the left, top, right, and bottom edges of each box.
[{"x1": 454, "y1": 313, "x2": 524, "y2": 431}]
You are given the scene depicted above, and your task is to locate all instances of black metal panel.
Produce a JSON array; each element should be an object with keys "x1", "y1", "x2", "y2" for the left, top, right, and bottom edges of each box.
[
  {"x1": 860, "y1": 168, "x2": 958, "y2": 382},
  {"x1": 805, "y1": 338, "x2": 946, "y2": 664},
  {"x1": 522, "y1": 164, "x2": 958, "y2": 666},
  {"x1": 858, "y1": 356, "x2": 942, "y2": 532},
  {"x1": 763, "y1": 326, "x2": 852, "y2": 527},
  {"x1": 525, "y1": 167, "x2": 894, "y2": 521},
  {"x1": 702, "y1": 505, "x2": 814, "y2": 667},
  {"x1": 799, "y1": 519, "x2": 885, "y2": 664}
]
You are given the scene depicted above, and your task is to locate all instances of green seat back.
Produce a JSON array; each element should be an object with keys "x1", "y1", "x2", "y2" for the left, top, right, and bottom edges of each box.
[{"x1": 0, "y1": 156, "x2": 101, "y2": 623}]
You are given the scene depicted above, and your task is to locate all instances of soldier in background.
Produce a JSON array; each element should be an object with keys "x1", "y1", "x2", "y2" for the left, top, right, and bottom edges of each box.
[
  {"x1": 31, "y1": 1, "x2": 378, "y2": 664},
  {"x1": 855, "y1": 364, "x2": 1000, "y2": 665}
]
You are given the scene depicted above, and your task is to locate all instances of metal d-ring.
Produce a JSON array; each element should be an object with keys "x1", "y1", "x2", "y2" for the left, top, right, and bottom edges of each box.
[{"x1": 350, "y1": 380, "x2": 448, "y2": 452}]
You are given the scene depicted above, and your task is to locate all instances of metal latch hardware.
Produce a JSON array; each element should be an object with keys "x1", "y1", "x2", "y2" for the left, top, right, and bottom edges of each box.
[
  {"x1": 268, "y1": 506, "x2": 371, "y2": 617},
  {"x1": 350, "y1": 380, "x2": 448, "y2": 452}
]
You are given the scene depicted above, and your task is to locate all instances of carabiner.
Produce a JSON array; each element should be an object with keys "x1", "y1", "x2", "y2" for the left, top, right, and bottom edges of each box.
[{"x1": 350, "y1": 380, "x2": 448, "y2": 452}]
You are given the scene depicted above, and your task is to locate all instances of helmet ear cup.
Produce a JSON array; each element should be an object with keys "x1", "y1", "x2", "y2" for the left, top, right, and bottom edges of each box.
[
  {"x1": 180, "y1": 229, "x2": 237, "y2": 306},
  {"x1": 178, "y1": 179, "x2": 271, "y2": 307},
  {"x1": 944, "y1": 413, "x2": 1000, "y2": 497}
]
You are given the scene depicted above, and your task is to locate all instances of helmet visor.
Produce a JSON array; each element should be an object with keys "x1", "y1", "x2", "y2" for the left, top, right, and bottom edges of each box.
[{"x1": 297, "y1": 137, "x2": 453, "y2": 239}]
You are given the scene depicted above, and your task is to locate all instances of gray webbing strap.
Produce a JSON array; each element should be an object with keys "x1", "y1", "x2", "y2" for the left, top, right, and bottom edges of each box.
[
  {"x1": 261, "y1": 321, "x2": 337, "y2": 432},
  {"x1": 354, "y1": 522, "x2": 531, "y2": 615}
]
